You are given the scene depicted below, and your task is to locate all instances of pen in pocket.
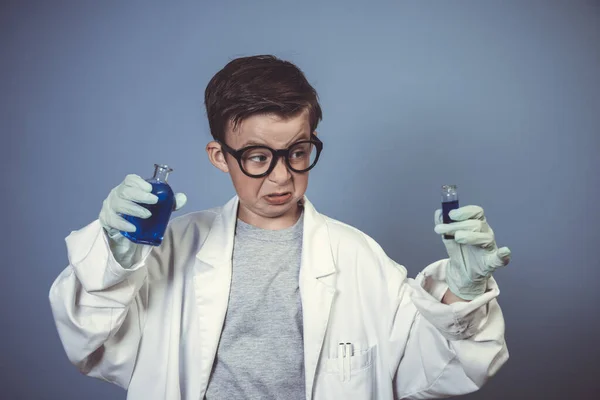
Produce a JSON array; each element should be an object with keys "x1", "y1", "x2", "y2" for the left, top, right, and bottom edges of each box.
[
  {"x1": 338, "y1": 342, "x2": 353, "y2": 382},
  {"x1": 345, "y1": 343, "x2": 352, "y2": 381},
  {"x1": 338, "y1": 343, "x2": 346, "y2": 382}
]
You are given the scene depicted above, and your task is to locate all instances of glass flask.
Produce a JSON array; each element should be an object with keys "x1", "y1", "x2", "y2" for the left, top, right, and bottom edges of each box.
[
  {"x1": 121, "y1": 164, "x2": 176, "y2": 246},
  {"x1": 441, "y1": 185, "x2": 459, "y2": 240}
]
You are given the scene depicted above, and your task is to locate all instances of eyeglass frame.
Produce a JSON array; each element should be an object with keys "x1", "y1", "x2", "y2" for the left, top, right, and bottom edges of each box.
[{"x1": 217, "y1": 133, "x2": 324, "y2": 178}]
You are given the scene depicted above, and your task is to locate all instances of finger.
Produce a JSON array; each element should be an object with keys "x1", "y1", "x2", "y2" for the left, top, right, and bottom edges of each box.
[
  {"x1": 174, "y1": 192, "x2": 188, "y2": 211},
  {"x1": 434, "y1": 219, "x2": 484, "y2": 235},
  {"x1": 449, "y1": 205, "x2": 485, "y2": 222},
  {"x1": 454, "y1": 230, "x2": 495, "y2": 248},
  {"x1": 434, "y1": 209, "x2": 443, "y2": 226},
  {"x1": 123, "y1": 174, "x2": 153, "y2": 192},
  {"x1": 106, "y1": 212, "x2": 137, "y2": 232},
  {"x1": 497, "y1": 246, "x2": 512, "y2": 264},
  {"x1": 113, "y1": 199, "x2": 152, "y2": 219},
  {"x1": 119, "y1": 186, "x2": 159, "y2": 204},
  {"x1": 486, "y1": 247, "x2": 511, "y2": 269}
]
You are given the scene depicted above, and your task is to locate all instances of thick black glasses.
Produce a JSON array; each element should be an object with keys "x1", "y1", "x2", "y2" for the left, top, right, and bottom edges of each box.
[{"x1": 218, "y1": 133, "x2": 323, "y2": 178}]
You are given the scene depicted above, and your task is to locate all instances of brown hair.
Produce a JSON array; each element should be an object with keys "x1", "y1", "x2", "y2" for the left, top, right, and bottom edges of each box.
[{"x1": 204, "y1": 55, "x2": 323, "y2": 142}]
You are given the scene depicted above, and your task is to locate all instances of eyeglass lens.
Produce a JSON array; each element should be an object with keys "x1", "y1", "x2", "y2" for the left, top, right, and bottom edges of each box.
[{"x1": 240, "y1": 142, "x2": 318, "y2": 176}]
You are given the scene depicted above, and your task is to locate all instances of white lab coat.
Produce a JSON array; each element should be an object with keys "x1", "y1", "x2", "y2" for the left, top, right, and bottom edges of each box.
[{"x1": 49, "y1": 195, "x2": 508, "y2": 400}]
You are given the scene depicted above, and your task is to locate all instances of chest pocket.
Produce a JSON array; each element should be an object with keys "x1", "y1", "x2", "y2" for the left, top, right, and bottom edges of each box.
[{"x1": 315, "y1": 344, "x2": 377, "y2": 399}]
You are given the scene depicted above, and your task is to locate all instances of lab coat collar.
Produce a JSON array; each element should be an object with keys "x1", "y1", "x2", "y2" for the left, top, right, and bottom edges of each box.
[
  {"x1": 194, "y1": 195, "x2": 238, "y2": 267},
  {"x1": 195, "y1": 195, "x2": 337, "y2": 281}
]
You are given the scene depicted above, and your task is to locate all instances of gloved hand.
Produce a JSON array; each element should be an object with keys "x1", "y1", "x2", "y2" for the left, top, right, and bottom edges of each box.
[
  {"x1": 434, "y1": 205, "x2": 511, "y2": 300},
  {"x1": 99, "y1": 174, "x2": 187, "y2": 268}
]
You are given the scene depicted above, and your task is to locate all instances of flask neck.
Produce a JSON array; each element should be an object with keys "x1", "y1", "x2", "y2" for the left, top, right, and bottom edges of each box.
[
  {"x1": 441, "y1": 185, "x2": 458, "y2": 202},
  {"x1": 153, "y1": 164, "x2": 173, "y2": 183}
]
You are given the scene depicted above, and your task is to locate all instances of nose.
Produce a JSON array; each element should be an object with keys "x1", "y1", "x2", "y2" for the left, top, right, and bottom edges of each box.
[{"x1": 267, "y1": 155, "x2": 291, "y2": 183}]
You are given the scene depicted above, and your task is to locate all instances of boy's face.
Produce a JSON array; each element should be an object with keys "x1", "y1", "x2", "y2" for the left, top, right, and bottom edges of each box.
[{"x1": 206, "y1": 110, "x2": 313, "y2": 230}]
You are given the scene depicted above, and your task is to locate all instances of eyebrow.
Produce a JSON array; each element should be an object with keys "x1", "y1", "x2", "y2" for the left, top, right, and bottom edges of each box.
[{"x1": 240, "y1": 131, "x2": 310, "y2": 148}]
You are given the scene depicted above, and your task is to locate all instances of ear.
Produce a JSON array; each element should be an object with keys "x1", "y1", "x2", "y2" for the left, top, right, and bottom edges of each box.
[{"x1": 206, "y1": 141, "x2": 230, "y2": 173}]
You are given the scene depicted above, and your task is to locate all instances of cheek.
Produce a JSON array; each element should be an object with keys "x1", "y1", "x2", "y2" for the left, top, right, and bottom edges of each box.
[
  {"x1": 230, "y1": 170, "x2": 264, "y2": 199},
  {"x1": 293, "y1": 173, "x2": 309, "y2": 194}
]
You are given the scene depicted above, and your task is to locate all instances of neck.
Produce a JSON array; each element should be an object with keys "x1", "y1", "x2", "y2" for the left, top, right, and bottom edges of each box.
[{"x1": 237, "y1": 202, "x2": 303, "y2": 230}]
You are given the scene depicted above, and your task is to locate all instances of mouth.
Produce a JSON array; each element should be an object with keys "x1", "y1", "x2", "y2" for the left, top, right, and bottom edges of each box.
[
  {"x1": 264, "y1": 192, "x2": 293, "y2": 205},
  {"x1": 267, "y1": 192, "x2": 291, "y2": 197}
]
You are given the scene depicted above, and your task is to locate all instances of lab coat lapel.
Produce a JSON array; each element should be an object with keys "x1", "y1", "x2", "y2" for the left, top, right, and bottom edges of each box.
[
  {"x1": 193, "y1": 196, "x2": 239, "y2": 394},
  {"x1": 300, "y1": 197, "x2": 336, "y2": 400}
]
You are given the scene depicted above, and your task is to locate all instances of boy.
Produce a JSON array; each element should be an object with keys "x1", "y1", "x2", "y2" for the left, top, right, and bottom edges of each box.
[{"x1": 49, "y1": 55, "x2": 511, "y2": 399}]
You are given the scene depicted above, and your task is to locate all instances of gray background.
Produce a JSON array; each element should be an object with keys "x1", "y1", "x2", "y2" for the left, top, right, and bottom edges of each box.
[{"x1": 2, "y1": 0, "x2": 599, "y2": 399}]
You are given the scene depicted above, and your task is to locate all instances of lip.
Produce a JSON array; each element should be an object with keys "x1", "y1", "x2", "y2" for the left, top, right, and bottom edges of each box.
[{"x1": 264, "y1": 192, "x2": 292, "y2": 205}]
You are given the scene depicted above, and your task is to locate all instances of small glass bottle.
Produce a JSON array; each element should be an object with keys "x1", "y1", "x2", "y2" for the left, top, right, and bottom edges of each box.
[
  {"x1": 121, "y1": 164, "x2": 176, "y2": 246},
  {"x1": 441, "y1": 185, "x2": 459, "y2": 240}
]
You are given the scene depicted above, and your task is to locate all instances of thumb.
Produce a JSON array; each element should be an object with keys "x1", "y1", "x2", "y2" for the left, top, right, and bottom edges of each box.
[
  {"x1": 434, "y1": 209, "x2": 443, "y2": 226},
  {"x1": 173, "y1": 192, "x2": 188, "y2": 211}
]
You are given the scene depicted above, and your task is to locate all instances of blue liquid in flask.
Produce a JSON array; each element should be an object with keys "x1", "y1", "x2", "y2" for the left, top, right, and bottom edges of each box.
[
  {"x1": 441, "y1": 185, "x2": 459, "y2": 240},
  {"x1": 121, "y1": 164, "x2": 176, "y2": 246}
]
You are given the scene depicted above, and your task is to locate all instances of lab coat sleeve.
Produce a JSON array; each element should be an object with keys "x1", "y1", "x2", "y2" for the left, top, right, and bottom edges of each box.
[
  {"x1": 49, "y1": 219, "x2": 152, "y2": 389},
  {"x1": 390, "y1": 258, "x2": 508, "y2": 399}
]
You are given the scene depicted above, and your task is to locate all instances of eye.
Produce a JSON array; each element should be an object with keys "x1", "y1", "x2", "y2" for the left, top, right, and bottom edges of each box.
[
  {"x1": 289, "y1": 143, "x2": 311, "y2": 159},
  {"x1": 243, "y1": 149, "x2": 271, "y2": 164},
  {"x1": 290, "y1": 150, "x2": 306, "y2": 159},
  {"x1": 249, "y1": 154, "x2": 268, "y2": 163}
]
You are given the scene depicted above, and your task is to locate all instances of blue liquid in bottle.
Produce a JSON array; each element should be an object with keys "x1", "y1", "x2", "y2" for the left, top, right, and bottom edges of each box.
[
  {"x1": 121, "y1": 164, "x2": 176, "y2": 246},
  {"x1": 441, "y1": 185, "x2": 459, "y2": 240}
]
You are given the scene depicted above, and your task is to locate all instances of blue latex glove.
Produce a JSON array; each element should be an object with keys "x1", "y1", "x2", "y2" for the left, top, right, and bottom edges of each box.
[{"x1": 434, "y1": 205, "x2": 511, "y2": 300}]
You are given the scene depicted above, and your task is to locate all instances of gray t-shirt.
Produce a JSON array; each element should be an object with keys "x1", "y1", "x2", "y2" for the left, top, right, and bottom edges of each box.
[{"x1": 204, "y1": 211, "x2": 305, "y2": 400}]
